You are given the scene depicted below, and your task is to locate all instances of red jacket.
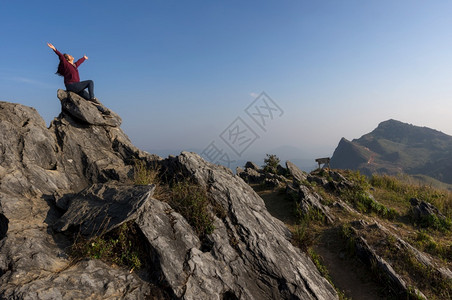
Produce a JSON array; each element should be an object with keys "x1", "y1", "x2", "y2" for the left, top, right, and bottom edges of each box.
[{"x1": 54, "y1": 49, "x2": 86, "y2": 86}]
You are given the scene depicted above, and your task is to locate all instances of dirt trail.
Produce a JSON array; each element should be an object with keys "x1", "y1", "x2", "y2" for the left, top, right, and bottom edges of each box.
[
  {"x1": 314, "y1": 229, "x2": 385, "y2": 300},
  {"x1": 258, "y1": 188, "x2": 385, "y2": 300}
]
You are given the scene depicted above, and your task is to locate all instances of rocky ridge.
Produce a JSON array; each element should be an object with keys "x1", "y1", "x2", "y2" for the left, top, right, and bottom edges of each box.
[
  {"x1": 330, "y1": 119, "x2": 452, "y2": 184},
  {"x1": 0, "y1": 91, "x2": 337, "y2": 299},
  {"x1": 238, "y1": 160, "x2": 452, "y2": 298}
]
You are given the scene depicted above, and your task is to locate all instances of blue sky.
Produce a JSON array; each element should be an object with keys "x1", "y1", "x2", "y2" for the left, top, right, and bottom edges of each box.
[{"x1": 1, "y1": 1, "x2": 452, "y2": 165}]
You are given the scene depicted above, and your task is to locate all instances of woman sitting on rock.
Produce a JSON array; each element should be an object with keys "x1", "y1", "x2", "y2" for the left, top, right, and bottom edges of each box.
[
  {"x1": 47, "y1": 42, "x2": 110, "y2": 115},
  {"x1": 47, "y1": 42, "x2": 99, "y2": 103}
]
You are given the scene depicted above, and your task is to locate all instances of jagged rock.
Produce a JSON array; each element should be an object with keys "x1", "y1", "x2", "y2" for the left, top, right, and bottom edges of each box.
[
  {"x1": 286, "y1": 160, "x2": 307, "y2": 183},
  {"x1": 264, "y1": 177, "x2": 280, "y2": 188},
  {"x1": 276, "y1": 164, "x2": 287, "y2": 176},
  {"x1": 298, "y1": 185, "x2": 334, "y2": 224},
  {"x1": 244, "y1": 161, "x2": 260, "y2": 170},
  {"x1": 348, "y1": 221, "x2": 429, "y2": 299},
  {"x1": 307, "y1": 174, "x2": 329, "y2": 187},
  {"x1": 54, "y1": 183, "x2": 155, "y2": 236},
  {"x1": 0, "y1": 99, "x2": 159, "y2": 299},
  {"x1": 0, "y1": 259, "x2": 149, "y2": 300},
  {"x1": 239, "y1": 167, "x2": 264, "y2": 184},
  {"x1": 410, "y1": 197, "x2": 447, "y2": 223},
  {"x1": 353, "y1": 235, "x2": 415, "y2": 297},
  {"x1": 161, "y1": 152, "x2": 338, "y2": 299},
  {"x1": 57, "y1": 89, "x2": 121, "y2": 127},
  {"x1": 0, "y1": 97, "x2": 338, "y2": 299}
]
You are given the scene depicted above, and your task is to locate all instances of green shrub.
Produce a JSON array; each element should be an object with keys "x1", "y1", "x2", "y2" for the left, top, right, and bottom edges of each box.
[
  {"x1": 262, "y1": 154, "x2": 280, "y2": 174},
  {"x1": 170, "y1": 181, "x2": 215, "y2": 236},
  {"x1": 417, "y1": 214, "x2": 452, "y2": 232},
  {"x1": 341, "y1": 187, "x2": 398, "y2": 220},
  {"x1": 371, "y1": 174, "x2": 452, "y2": 219},
  {"x1": 70, "y1": 221, "x2": 143, "y2": 271}
]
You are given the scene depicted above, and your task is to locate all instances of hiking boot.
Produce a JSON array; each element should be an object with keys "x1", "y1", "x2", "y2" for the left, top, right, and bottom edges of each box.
[{"x1": 88, "y1": 97, "x2": 100, "y2": 104}]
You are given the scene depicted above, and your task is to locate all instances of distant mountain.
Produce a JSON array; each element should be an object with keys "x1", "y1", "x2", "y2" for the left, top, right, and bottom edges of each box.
[{"x1": 330, "y1": 119, "x2": 452, "y2": 184}]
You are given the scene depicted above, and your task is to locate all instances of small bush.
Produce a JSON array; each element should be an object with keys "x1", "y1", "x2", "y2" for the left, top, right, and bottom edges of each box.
[
  {"x1": 169, "y1": 181, "x2": 215, "y2": 236},
  {"x1": 417, "y1": 214, "x2": 452, "y2": 232},
  {"x1": 292, "y1": 222, "x2": 315, "y2": 251},
  {"x1": 262, "y1": 154, "x2": 280, "y2": 174},
  {"x1": 70, "y1": 221, "x2": 143, "y2": 271},
  {"x1": 292, "y1": 207, "x2": 326, "y2": 251},
  {"x1": 133, "y1": 159, "x2": 159, "y2": 185}
]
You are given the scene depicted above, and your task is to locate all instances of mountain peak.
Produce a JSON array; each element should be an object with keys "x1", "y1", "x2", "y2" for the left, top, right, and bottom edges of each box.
[{"x1": 331, "y1": 120, "x2": 452, "y2": 183}]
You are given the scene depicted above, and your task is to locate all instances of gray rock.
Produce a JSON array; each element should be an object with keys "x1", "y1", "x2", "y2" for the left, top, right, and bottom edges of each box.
[
  {"x1": 410, "y1": 197, "x2": 447, "y2": 223},
  {"x1": 54, "y1": 183, "x2": 155, "y2": 236},
  {"x1": 0, "y1": 99, "x2": 158, "y2": 299},
  {"x1": 239, "y1": 167, "x2": 265, "y2": 184},
  {"x1": 1, "y1": 259, "x2": 149, "y2": 300},
  {"x1": 298, "y1": 185, "x2": 334, "y2": 224},
  {"x1": 286, "y1": 160, "x2": 307, "y2": 183},
  {"x1": 57, "y1": 89, "x2": 121, "y2": 127},
  {"x1": 349, "y1": 221, "x2": 427, "y2": 299},
  {"x1": 0, "y1": 97, "x2": 338, "y2": 299},
  {"x1": 264, "y1": 177, "x2": 281, "y2": 188},
  {"x1": 235, "y1": 166, "x2": 244, "y2": 176},
  {"x1": 307, "y1": 174, "x2": 329, "y2": 187},
  {"x1": 160, "y1": 151, "x2": 338, "y2": 299},
  {"x1": 244, "y1": 161, "x2": 260, "y2": 170}
]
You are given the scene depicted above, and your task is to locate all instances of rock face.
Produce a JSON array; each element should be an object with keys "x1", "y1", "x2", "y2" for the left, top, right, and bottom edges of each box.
[
  {"x1": 160, "y1": 153, "x2": 337, "y2": 299},
  {"x1": 0, "y1": 92, "x2": 337, "y2": 299},
  {"x1": 286, "y1": 160, "x2": 307, "y2": 183}
]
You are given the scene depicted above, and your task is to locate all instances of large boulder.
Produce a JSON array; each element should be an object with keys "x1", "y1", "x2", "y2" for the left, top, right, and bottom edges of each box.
[
  {"x1": 57, "y1": 89, "x2": 121, "y2": 127},
  {"x1": 54, "y1": 183, "x2": 155, "y2": 236},
  {"x1": 157, "y1": 152, "x2": 338, "y2": 299}
]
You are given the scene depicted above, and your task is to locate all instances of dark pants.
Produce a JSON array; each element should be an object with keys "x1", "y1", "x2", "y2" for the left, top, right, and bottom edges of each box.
[{"x1": 66, "y1": 80, "x2": 95, "y2": 100}]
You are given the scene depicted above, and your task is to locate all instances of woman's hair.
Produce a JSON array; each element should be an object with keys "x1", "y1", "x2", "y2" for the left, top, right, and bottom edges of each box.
[{"x1": 55, "y1": 54, "x2": 70, "y2": 76}]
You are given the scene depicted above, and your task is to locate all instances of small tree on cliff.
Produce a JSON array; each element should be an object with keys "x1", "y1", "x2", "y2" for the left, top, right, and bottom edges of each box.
[{"x1": 263, "y1": 154, "x2": 280, "y2": 174}]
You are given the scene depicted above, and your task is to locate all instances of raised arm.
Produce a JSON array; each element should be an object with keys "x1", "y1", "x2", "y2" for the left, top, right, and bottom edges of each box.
[
  {"x1": 47, "y1": 42, "x2": 64, "y2": 59},
  {"x1": 75, "y1": 56, "x2": 86, "y2": 67},
  {"x1": 47, "y1": 42, "x2": 56, "y2": 51}
]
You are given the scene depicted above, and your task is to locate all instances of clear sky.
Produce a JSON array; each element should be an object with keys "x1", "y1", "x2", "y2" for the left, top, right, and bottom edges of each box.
[{"x1": 1, "y1": 1, "x2": 452, "y2": 164}]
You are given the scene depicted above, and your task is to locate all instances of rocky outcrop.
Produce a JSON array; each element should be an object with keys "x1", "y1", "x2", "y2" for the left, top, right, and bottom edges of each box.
[
  {"x1": 237, "y1": 162, "x2": 288, "y2": 188},
  {"x1": 344, "y1": 220, "x2": 452, "y2": 299},
  {"x1": 0, "y1": 94, "x2": 156, "y2": 299},
  {"x1": 410, "y1": 197, "x2": 448, "y2": 225},
  {"x1": 0, "y1": 92, "x2": 338, "y2": 299},
  {"x1": 286, "y1": 160, "x2": 307, "y2": 184},
  {"x1": 54, "y1": 183, "x2": 155, "y2": 236},
  {"x1": 160, "y1": 152, "x2": 337, "y2": 299},
  {"x1": 297, "y1": 185, "x2": 334, "y2": 224},
  {"x1": 57, "y1": 89, "x2": 121, "y2": 127}
]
